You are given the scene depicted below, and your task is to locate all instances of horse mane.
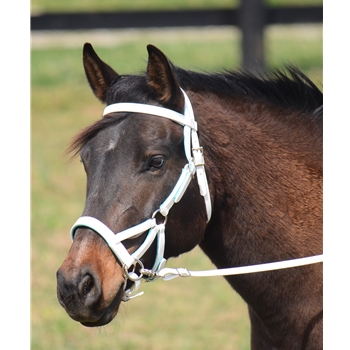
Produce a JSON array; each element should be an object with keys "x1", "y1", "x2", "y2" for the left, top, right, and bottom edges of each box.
[
  {"x1": 69, "y1": 65, "x2": 322, "y2": 158},
  {"x1": 174, "y1": 66, "x2": 323, "y2": 116}
]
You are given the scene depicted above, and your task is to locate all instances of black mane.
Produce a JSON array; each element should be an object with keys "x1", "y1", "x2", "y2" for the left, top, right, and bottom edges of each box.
[
  {"x1": 175, "y1": 66, "x2": 323, "y2": 115},
  {"x1": 70, "y1": 65, "x2": 322, "y2": 158}
]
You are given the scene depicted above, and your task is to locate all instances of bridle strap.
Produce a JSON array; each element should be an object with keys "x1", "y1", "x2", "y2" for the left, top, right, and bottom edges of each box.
[
  {"x1": 71, "y1": 89, "x2": 212, "y2": 301},
  {"x1": 145, "y1": 254, "x2": 324, "y2": 281},
  {"x1": 103, "y1": 102, "x2": 198, "y2": 130},
  {"x1": 71, "y1": 216, "x2": 158, "y2": 269},
  {"x1": 103, "y1": 89, "x2": 211, "y2": 223}
]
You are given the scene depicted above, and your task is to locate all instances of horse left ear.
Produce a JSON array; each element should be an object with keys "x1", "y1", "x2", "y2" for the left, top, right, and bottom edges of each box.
[{"x1": 146, "y1": 45, "x2": 184, "y2": 113}]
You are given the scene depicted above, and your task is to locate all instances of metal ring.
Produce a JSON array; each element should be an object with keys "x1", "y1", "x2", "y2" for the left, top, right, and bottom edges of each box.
[
  {"x1": 152, "y1": 209, "x2": 168, "y2": 225},
  {"x1": 123, "y1": 259, "x2": 145, "y2": 282}
]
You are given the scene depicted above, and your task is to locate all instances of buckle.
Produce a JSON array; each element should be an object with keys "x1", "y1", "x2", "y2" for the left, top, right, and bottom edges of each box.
[
  {"x1": 192, "y1": 146, "x2": 205, "y2": 167},
  {"x1": 123, "y1": 259, "x2": 145, "y2": 282}
]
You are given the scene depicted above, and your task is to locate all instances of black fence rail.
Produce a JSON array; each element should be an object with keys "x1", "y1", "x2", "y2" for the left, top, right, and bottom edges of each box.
[
  {"x1": 31, "y1": 7, "x2": 322, "y2": 31},
  {"x1": 31, "y1": 4, "x2": 322, "y2": 71}
]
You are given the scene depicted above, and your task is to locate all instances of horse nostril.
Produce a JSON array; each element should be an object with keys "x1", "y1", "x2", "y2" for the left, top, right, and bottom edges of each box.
[
  {"x1": 78, "y1": 270, "x2": 102, "y2": 307},
  {"x1": 79, "y1": 274, "x2": 94, "y2": 297}
]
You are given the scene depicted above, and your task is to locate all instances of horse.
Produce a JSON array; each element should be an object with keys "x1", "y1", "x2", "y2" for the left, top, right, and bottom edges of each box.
[{"x1": 57, "y1": 43, "x2": 323, "y2": 349}]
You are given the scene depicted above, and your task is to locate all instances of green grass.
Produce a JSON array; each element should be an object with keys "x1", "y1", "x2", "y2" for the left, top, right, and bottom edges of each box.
[
  {"x1": 31, "y1": 25, "x2": 322, "y2": 350},
  {"x1": 31, "y1": 0, "x2": 322, "y2": 14}
]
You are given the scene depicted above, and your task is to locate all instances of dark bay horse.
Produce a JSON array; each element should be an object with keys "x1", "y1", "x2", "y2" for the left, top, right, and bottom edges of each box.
[{"x1": 57, "y1": 43, "x2": 323, "y2": 349}]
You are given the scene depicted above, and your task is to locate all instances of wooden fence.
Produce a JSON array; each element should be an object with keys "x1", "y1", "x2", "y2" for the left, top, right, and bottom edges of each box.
[{"x1": 31, "y1": 1, "x2": 322, "y2": 71}]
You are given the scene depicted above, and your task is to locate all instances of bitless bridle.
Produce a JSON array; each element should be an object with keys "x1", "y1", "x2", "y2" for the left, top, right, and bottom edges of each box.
[{"x1": 70, "y1": 89, "x2": 323, "y2": 302}]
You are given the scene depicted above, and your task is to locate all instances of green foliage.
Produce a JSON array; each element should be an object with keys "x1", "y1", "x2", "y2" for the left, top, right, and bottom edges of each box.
[{"x1": 31, "y1": 25, "x2": 322, "y2": 350}]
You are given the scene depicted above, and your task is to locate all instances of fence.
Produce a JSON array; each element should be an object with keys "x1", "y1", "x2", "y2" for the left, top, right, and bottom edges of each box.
[{"x1": 31, "y1": 1, "x2": 322, "y2": 71}]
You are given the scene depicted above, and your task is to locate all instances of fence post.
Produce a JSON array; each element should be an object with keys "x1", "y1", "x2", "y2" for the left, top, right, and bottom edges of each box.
[{"x1": 239, "y1": 0, "x2": 266, "y2": 73}]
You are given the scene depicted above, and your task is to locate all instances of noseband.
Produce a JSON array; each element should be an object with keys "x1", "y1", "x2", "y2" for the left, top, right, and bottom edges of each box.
[
  {"x1": 70, "y1": 89, "x2": 323, "y2": 302},
  {"x1": 71, "y1": 89, "x2": 212, "y2": 301}
]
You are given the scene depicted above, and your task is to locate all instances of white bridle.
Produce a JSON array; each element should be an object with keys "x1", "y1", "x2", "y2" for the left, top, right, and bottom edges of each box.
[
  {"x1": 70, "y1": 89, "x2": 323, "y2": 302},
  {"x1": 71, "y1": 89, "x2": 212, "y2": 300}
]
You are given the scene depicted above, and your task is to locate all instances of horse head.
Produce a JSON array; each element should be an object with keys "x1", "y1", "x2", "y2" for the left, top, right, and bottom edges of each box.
[{"x1": 56, "y1": 44, "x2": 209, "y2": 327}]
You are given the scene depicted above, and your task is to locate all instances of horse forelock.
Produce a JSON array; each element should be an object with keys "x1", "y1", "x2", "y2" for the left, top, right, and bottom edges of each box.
[
  {"x1": 67, "y1": 114, "x2": 128, "y2": 159},
  {"x1": 106, "y1": 74, "x2": 154, "y2": 105},
  {"x1": 68, "y1": 72, "x2": 176, "y2": 159}
]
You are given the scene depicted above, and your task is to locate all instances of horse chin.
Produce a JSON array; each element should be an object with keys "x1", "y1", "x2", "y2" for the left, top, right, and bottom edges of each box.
[{"x1": 81, "y1": 283, "x2": 125, "y2": 328}]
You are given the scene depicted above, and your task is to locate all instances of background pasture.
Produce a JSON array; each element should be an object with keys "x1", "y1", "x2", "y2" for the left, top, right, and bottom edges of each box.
[
  {"x1": 31, "y1": 0, "x2": 322, "y2": 13},
  {"x1": 31, "y1": 7, "x2": 322, "y2": 349}
]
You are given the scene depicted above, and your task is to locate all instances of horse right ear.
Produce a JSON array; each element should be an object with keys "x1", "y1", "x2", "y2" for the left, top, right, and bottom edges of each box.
[
  {"x1": 146, "y1": 45, "x2": 184, "y2": 113},
  {"x1": 83, "y1": 43, "x2": 119, "y2": 103}
]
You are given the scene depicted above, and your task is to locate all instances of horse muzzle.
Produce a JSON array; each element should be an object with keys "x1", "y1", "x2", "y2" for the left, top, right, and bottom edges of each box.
[{"x1": 57, "y1": 264, "x2": 126, "y2": 326}]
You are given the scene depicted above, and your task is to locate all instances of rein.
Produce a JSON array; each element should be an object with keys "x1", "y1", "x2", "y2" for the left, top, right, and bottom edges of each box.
[{"x1": 70, "y1": 89, "x2": 323, "y2": 301}]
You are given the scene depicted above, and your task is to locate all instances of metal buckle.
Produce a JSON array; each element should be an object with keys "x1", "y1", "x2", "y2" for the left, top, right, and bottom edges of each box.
[
  {"x1": 139, "y1": 268, "x2": 157, "y2": 282},
  {"x1": 192, "y1": 147, "x2": 205, "y2": 167},
  {"x1": 123, "y1": 259, "x2": 145, "y2": 282}
]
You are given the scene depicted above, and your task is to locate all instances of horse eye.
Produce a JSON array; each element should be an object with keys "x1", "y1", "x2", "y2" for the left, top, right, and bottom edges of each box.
[{"x1": 149, "y1": 156, "x2": 166, "y2": 169}]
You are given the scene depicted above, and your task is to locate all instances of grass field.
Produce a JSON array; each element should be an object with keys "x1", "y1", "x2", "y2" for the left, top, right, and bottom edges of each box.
[
  {"x1": 31, "y1": 24, "x2": 322, "y2": 350},
  {"x1": 31, "y1": 0, "x2": 322, "y2": 14}
]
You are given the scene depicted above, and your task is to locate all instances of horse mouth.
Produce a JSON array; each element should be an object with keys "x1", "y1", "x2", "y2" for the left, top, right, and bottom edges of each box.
[{"x1": 81, "y1": 283, "x2": 125, "y2": 327}]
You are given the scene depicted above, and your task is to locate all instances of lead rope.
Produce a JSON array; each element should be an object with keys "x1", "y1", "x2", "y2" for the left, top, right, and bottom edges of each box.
[{"x1": 140, "y1": 254, "x2": 323, "y2": 282}]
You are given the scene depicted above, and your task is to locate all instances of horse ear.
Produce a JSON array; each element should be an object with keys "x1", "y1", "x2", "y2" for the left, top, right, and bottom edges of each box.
[
  {"x1": 146, "y1": 45, "x2": 184, "y2": 113},
  {"x1": 83, "y1": 43, "x2": 119, "y2": 103}
]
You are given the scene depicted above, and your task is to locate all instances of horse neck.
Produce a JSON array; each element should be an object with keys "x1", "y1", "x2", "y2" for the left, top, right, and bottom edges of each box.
[{"x1": 192, "y1": 90, "x2": 322, "y2": 301}]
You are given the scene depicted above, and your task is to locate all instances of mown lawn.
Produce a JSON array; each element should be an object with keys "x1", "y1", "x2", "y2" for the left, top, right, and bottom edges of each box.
[{"x1": 31, "y1": 24, "x2": 322, "y2": 350}]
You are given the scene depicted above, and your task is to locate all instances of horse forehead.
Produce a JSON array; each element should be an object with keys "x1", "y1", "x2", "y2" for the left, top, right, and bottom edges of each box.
[
  {"x1": 86, "y1": 122, "x2": 124, "y2": 154},
  {"x1": 134, "y1": 114, "x2": 183, "y2": 140},
  {"x1": 94, "y1": 114, "x2": 183, "y2": 151}
]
